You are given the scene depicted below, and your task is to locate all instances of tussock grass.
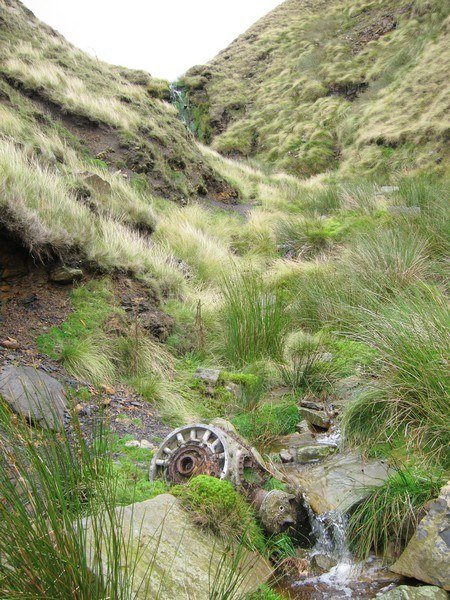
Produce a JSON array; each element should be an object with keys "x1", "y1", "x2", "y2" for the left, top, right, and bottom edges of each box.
[
  {"x1": 155, "y1": 206, "x2": 237, "y2": 283},
  {"x1": 184, "y1": 0, "x2": 449, "y2": 176},
  {"x1": 341, "y1": 228, "x2": 433, "y2": 297},
  {"x1": 0, "y1": 139, "x2": 184, "y2": 293},
  {"x1": 347, "y1": 467, "x2": 446, "y2": 559},
  {"x1": 343, "y1": 292, "x2": 450, "y2": 463},
  {"x1": 280, "y1": 330, "x2": 334, "y2": 392},
  {"x1": 218, "y1": 271, "x2": 289, "y2": 367}
]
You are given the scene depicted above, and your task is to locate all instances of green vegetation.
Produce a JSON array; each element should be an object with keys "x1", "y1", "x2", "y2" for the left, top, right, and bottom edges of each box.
[
  {"x1": 173, "y1": 475, "x2": 265, "y2": 552},
  {"x1": 232, "y1": 401, "x2": 299, "y2": 448},
  {"x1": 347, "y1": 467, "x2": 446, "y2": 559},
  {"x1": 0, "y1": 0, "x2": 449, "y2": 593},
  {"x1": 0, "y1": 403, "x2": 143, "y2": 598},
  {"x1": 182, "y1": 0, "x2": 449, "y2": 177},
  {"x1": 218, "y1": 271, "x2": 288, "y2": 367}
]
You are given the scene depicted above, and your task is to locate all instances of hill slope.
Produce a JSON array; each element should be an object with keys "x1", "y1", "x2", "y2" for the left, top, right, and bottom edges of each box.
[
  {"x1": 0, "y1": 0, "x2": 237, "y2": 285},
  {"x1": 181, "y1": 0, "x2": 450, "y2": 177}
]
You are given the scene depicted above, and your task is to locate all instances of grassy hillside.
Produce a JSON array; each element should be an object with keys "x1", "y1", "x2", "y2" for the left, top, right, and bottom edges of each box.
[
  {"x1": 0, "y1": 0, "x2": 239, "y2": 285},
  {"x1": 181, "y1": 0, "x2": 450, "y2": 177},
  {"x1": 0, "y1": 0, "x2": 448, "y2": 596}
]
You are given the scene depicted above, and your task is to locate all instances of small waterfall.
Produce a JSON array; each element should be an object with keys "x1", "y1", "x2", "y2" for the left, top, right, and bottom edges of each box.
[
  {"x1": 287, "y1": 498, "x2": 399, "y2": 598},
  {"x1": 170, "y1": 84, "x2": 193, "y2": 130}
]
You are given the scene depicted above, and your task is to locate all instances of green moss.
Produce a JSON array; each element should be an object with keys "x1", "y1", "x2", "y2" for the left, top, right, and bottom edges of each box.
[{"x1": 172, "y1": 475, "x2": 265, "y2": 551}]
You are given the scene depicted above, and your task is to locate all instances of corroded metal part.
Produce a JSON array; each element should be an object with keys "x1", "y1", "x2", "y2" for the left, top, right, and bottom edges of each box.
[
  {"x1": 149, "y1": 421, "x2": 299, "y2": 534},
  {"x1": 149, "y1": 424, "x2": 230, "y2": 483},
  {"x1": 253, "y1": 489, "x2": 297, "y2": 535}
]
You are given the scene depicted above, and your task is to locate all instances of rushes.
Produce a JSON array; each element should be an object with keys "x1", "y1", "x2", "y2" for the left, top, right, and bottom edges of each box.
[
  {"x1": 0, "y1": 403, "x2": 136, "y2": 598},
  {"x1": 219, "y1": 271, "x2": 288, "y2": 367},
  {"x1": 343, "y1": 292, "x2": 450, "y2": 462},
  {"x1": 347, "y1": 467, "x2": 445, "y2": 559}
]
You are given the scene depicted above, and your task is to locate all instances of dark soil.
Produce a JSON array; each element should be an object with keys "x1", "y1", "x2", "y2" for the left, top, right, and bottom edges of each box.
[{"x1": 0, "y1": 238, "x2": 170, "y2": 446}]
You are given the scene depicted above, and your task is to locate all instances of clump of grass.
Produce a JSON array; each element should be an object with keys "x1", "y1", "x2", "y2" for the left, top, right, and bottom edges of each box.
[
  {"x1": 347, "y1": 467, "x2": 445, "y2": 559},
  {"x1": 343, "y1": 292, "x2": 450, "y2": 464},
  {"x1": 0, "y1": 403, "x2": 143, "y2": 598},
  {"x1": 232, "y1": 400, "x2": 299, "y2": 449},
  {"x1": 342, "y1": 228, "x2": 432, "y2": 298},
  {"x1": 173, "y1": 475, "x2": 265, "y2": 552},
  {"x1": 279, "y1": 330, "x2": 334, "y2": 392},
  {"x1": 38, "y1": 280, "x2": 117, "y2": 384},
  {"x1": 218, "y1": 271, "x2": 288, "y2": 367},
  {"x1": 275, "y1": 216, "x2": 340, "y2": 259}
]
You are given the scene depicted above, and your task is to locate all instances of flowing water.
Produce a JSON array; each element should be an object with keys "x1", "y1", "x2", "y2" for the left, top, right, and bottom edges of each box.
[
  {"x1": 170, "y1": 84, "x2": 193, "y2": 130},
  {"x1": 282, "y1": 504, "x2": 400, "y2": 598},
  {"x1": 276, "y1": 427, "x2": 402, "y2": 598}
]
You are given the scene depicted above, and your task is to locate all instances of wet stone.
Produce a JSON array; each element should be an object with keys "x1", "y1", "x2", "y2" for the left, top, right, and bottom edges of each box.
[
  {"x1": 300, "y1": 407, "x2": 330, "y2": 429},
  {"x1": 378, "y1": 585, "x2": 448, "y2": 599},
  {"x1": 296, "y1": 444, "x2": 337, "y2": 464}
]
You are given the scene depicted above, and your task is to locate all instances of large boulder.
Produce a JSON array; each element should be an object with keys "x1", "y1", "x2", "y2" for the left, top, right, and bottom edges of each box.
[
  {"x1": 392, "y1": 483, "x2": 450, "y2": 590},
  {"x1": 83, "y1": 494, "x2": 272, "y2": 599},
  {"x1": 378, "y1": 585, "x2": 448, "y2": 599},
  {"x1": 286, "y1": 451, "x2": 391, "y2": 514},
  {"x1": 0, "y1": 366, "x2": 67, "y2": 429}
]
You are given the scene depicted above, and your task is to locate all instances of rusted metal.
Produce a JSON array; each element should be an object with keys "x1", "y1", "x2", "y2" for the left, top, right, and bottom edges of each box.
[{"x1": 149, "y1": 421, "x2": 299, "y2": 534}]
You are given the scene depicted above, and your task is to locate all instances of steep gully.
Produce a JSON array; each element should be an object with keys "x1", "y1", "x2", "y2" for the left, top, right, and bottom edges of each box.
[{"x1": 170, "y1": 94, "x2": 406, "y2": 598}]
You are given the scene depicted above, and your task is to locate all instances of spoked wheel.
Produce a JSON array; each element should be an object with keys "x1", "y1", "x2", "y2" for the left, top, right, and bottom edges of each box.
[{"x1": 149, "y1": 424, "x2": 230, "y2": 484}]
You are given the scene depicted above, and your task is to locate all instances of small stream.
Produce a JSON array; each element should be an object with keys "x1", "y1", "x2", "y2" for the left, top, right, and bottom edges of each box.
[
  {"x1": 275, "y1": 427, "x2": 401, "y2": 598},
  {"x1": 170, "y1": 84, "x2": 194, "y2": 132}
]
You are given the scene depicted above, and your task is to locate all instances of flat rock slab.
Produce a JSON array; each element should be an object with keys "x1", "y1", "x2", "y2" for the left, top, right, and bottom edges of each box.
[
  {"x1": 296, "y1": 444, "x2": 337, "y2": 464},
  {"x1": 0, "y1": 365, "x2": 67, "y2": 429},
  {"x1": 379, "y1": 585, "x2": 448, "y2": 599},
  {"x1": 392, "y1": 482, "x2": 450, "y2": 590},
  {"x1": 83, "y1": 494, "x2": 272, "y2": 598},
  {"x1": 286, "y1": 451, "x2": 391, "y2": 514}
]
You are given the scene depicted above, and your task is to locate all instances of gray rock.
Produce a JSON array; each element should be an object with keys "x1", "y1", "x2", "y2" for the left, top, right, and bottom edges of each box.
[
  {"x1": 392, "y1": 482, "x2": 450, "y2": 590},
  {"x1": 82, "y1": 172, "x2": 112, "y2": 195},
  {"x1": 312, "y1": 553, "x2": 338, "y2": 571},
  {"x1": 300, "y1": 398, "x2": 324, "y2": 411},
  {"x1": 296, "y1": 444, "x2": 337, "y2": 464},
  {"x1": 377, "y1": 185, "x2": 399, "y2": 194},
  {"x1": 124, "y1": 439, "x2": 156, "y2": 450},
  {"x1": 290, "y1": 451, "x2": 391, "y2": 514},
  {"x1": 279, "y1": 450, "x2": 294, "y2": 463},
  {"x1": 194, "y1": 367, "x2": 221, "y2": 385},
  {"x1": 300, "y1": 407, "x2": 330, "y2": 429},
  {"x1": 49, "y1": 265, "x2": 83, "y2": 284},
  {"x1": 387, "y1": 206, "x2": 421, "y2": 216},
  {"x1": 82, "y1": 494, "x2": 272, "y2": 598},
  {"x1": 210, "y1": 417, "x2": 237, "y2": 434},
  {"x1": 378, "y1": 585, "x2": 448, "y2": 599},
  {"x1": 296, "y1": 419, "x2": 311, "y2": 434},
  {"x1": 0, "y1": 365, "x2": 67, "y2": 429}
]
